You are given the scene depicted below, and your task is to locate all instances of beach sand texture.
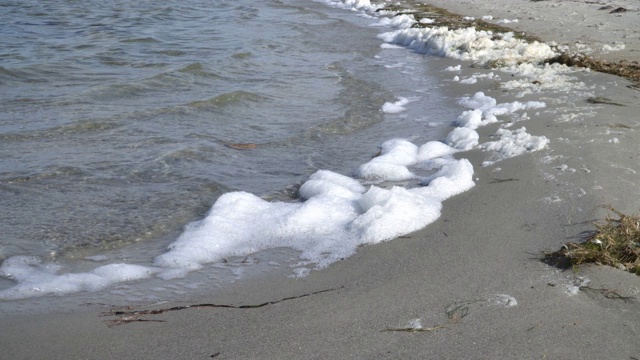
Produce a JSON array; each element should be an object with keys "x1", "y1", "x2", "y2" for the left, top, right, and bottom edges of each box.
[{"x1": 2, "y1": 1, "x2": 639, "y2": 359}]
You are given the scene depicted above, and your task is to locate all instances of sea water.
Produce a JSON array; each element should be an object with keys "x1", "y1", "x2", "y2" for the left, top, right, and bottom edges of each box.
[
  {"x1": 0, "y1": 0, "x2": 467, "y2": 312},
  {"x1": 1, "y1": 0, "x2": 603, "y2": 313}
]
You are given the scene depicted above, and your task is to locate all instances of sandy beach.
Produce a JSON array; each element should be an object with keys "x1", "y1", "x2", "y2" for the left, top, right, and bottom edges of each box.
[
  {"x1": 424, "y1": 0, "x2": 640, "y2": 65},
  {"x1": 2, "y1": 1, "x2": 639, "y2": 359}
]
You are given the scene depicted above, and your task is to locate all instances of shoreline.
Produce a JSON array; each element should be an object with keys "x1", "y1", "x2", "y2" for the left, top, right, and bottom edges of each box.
[
  {"x1": 2, "y1": 0, "x2": 640, "y2": 358},
  {"x1": 412, "y1": 0, "x2": 640, "y2": 83}
]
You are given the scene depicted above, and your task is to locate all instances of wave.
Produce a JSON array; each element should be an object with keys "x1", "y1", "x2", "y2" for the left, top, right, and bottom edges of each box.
[
  {"x1": 307, "y1": 67, "x2": 391, "y2": 136},
  {"x1": 0, "y1": 119, "x2": 122, "y2": 143},
  {"x1": 186, "y1": 91, "x2": 267, "y2": 108},
  {"x1": 176, "y1": 62, "x2": 225, "y2": 78},
  {"x1": 120, "y1": 37, "x2": 160, "y2": 43},
  {"x1": 0, "y1": 66, "x2": 49, "y2": 84}
]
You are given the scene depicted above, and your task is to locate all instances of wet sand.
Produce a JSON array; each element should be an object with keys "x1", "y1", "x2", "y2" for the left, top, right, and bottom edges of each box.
[{"x1": 1, "y1": 1, "x2": 639, "y2": 359}]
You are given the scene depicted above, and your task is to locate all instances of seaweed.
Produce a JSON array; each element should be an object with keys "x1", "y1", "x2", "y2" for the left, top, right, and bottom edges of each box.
[
  {"x1": 586, "y1": 97, "x2": 626, "y2": 106},
  {"x1": 379, "y1": 2, "x2": 539, "y2": 42},
  {"x1": 546, "y1": 53, "x2": 640, "y2": 83},
  {"x1": 543, "y1": 207, "x2": 640, "y2": 275}
]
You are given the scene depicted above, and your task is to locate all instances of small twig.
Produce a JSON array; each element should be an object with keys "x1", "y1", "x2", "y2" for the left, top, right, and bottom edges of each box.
[
  {"x1": 382, "y1": 325, "x2": 445, "y2": 333},
  {"x1": 102, "y1": 286, "x2": 344, "y2": 327},
  {"x1": 489, "y1": 178, "x2": 519, "y2": 184},
  {"x1": 107, "y1": 319, "x2": 166, "y2": 327},
  {"x1": 526, "y1": 323, "x2": 543, "y2": 332},
  {"x1": 586, "y1": 96, "x2": 626, "y2": 106},
  {"x1": 606, "y1": 123, "x2": 632, "y2": 129}
]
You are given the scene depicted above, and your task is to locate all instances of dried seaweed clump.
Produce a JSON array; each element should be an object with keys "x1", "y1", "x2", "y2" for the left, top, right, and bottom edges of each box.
[
  {"x1": 546, "y1": 53, "x2": 640, "y2": 83},
  {"x1": 377, "y1": 2, "x2": 540, "y2": 42},
  {"x1": 544, "y1": 207, "x2": 640, "y2": 275}
]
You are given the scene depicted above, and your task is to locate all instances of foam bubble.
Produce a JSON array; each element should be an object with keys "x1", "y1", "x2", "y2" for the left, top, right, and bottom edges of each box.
[
  {"x1": 456, "y1": 109, "x2": 485, "y2": 129},
  {"x1": 354, "y1": 139, "x2": 419, "y2": 181},
  {"x1": 300, "y1": 170, "x2": 366, "y2": 200},
  {"x1": 490, "y1": 294, "x2": 518, "y2": 307},
  {"x1": 377, "y1": 26, "x2": 555, "y2": 66},
  {"x1": 322, "y1": 0, "x2": 381, "y2": 12},
  {"x1": 446, "y1": 127, "x2": 479, "y2": 151},
  {"x1": 459, "y1": 92, "x2": 546, "y2": 124},
  {"x1": 0, "y1": 256, "x2": 158, "y2": 300},
  {"x1": 416, "y1": 159, "x2": 475, "y2": 201},
  {"x1": 480, "y1": 127, "x2": 550, "y2": 166},
  {"x1": 352, "y1": 186, "x2": 442, "y2": 243},
  {"x1": 417, "y1": 141, "x2": 458, "y2": 162},
  {"x1": 602, "y1": 42, "x2": 625, "y2": 52},
  {"x1": 372, "y1": 14, "x2": 416, "y2": 29},
  {"x1": 382, "y1": 97, "x2": 410, "y2": 113}
]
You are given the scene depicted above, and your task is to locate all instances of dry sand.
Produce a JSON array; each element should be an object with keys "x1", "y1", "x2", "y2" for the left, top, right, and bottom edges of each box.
[{"x1": 2, "y1": 1, "x2": 640, "y2": 359}]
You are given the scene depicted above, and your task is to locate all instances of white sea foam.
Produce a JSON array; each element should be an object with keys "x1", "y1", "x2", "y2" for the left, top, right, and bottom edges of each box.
[
  {"x1": 459, "y1": 91, "x2": 546, "y2": 124},
  {"x1": 377, "y1": 26, "x2": 556, "y2": 66},
  {"x1": 490, "y1": 294, "x2": 518, "y2": 307},
  {"x1": 372, "y1": 14, "x2": 415, "y2": 29},
  {"x1": 155, "y1": 140, "x2": 476, "y2": 277},
  {"x1": 380, "y1": 43, "x2": 404, "y2": 50},
  {"x1": 417, "y1": 141, "x2": 459, "y2": 161},
  {"x1": 321, "y1": 0, "x2": 381, "y2": 12},
  {"x1": 0, "y1": 256, "x2": 158, "y2": 300},
  {"x1": 457, "y1": 109, "x2": 487, "y2": 129},
  {"x1": 416, "y1": 158, "x2": 475, "y2": 201},
  {"x1": 382, "y1": 97, "x2": 410, "y2": 113},
  {"x1": 446, "y1": 127, "x2": 479, "y2": 151},
  {"x1": 500, "y1": 63, "x2": 587, "y2": 96},
  {"x1": 407, "y1": 318, "x2": 423, "y2": 329},
  {"x1": 479, "y1": 127, "x2": 550, "y2": 166},
  {"x1": 0, "y1": 131, "x2": 477, "y2": 299},
  {"x1": 602, "y1": 42, "x2": 625, "y2": 53}
]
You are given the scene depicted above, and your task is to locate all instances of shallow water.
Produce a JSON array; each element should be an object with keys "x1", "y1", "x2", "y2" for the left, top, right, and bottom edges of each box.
[{"x1": 0, "y1": 0, "x2": 459, "y2": 309}]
